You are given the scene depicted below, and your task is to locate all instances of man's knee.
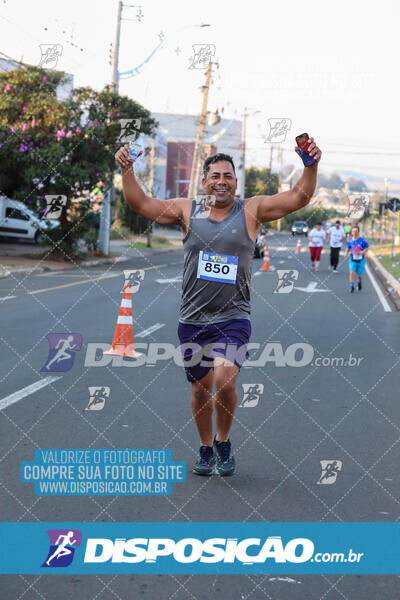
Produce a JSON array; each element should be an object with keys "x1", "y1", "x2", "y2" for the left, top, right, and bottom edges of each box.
[
  {"x1": 192, "y1": 383, "x2": 212, "y2": 403},
  {"x1": 215, "y1": 373, "x2": 237, "y2": 396}
]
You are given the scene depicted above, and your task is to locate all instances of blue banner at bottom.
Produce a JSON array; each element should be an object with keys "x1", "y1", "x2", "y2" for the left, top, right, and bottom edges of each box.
[{"x1": 1, "y1": 522, "x2": 399, "y2": 574}]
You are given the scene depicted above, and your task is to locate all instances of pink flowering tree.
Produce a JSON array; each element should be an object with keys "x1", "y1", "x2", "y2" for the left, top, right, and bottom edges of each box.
[{"x1": 0, "y1": 66, "x2": 157, "y2": 258}]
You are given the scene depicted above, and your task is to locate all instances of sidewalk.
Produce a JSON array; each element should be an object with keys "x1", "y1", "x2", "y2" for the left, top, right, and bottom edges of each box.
[
  {"x1": 0, "y1": 239, "x2": 182, "y2": 279},
  {"x1": 368, "y1": 249, "x2": 400, "y2": 310}
]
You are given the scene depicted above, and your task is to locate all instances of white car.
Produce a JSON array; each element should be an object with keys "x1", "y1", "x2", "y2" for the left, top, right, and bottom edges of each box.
[{"x1": 0, "y1": 197, "x2": 57, "y2": 244}]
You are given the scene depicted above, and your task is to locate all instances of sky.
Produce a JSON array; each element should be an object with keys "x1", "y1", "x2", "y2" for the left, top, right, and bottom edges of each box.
[{"x1": 1, "y1": 0, "x2": 400, "y2": 188}]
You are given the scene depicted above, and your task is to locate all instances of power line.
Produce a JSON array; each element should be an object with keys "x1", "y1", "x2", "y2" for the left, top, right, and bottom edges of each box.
[{"x1": 244, "y1": 145, "x2": 400, "y2": 157}]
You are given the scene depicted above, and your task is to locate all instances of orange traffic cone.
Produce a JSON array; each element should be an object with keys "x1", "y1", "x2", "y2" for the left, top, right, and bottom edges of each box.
[
  {"x1": 296, "y1": 237, "x2": 302, "y2": 253},
  {"x1": 104, "y1": 284, "x2": 142, "y2": 358},
  {"x1": 260, "y1": 245, "x2": 271, "y2": 271}
]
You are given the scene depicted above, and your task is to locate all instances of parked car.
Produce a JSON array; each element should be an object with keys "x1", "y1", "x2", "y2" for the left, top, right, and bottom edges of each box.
[
  {"x1": 0, "y1": 197, "x2": 57, "y2": 244},
  {"x1": 291, "y1": 221, "x2": 309, "y2": 236},
  {"x1": 254, "y1": 231, "x2": 266, "y2": 258}
]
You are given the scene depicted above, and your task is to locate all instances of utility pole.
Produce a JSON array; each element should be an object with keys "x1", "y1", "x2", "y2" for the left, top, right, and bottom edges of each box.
[
  {"x1": 188, "y1": 62, "x2": 213, "y2": 199},
  {"x1": 98, "y1": 176, "x2": 112, "y2": 256},
  {"x1": 396, "y1": 206, "x2": 400, "y2": 246},
  {"x1": 174, "y1": 146, "x2": 181, "y2": 198},
  {"x1": 381, "y1": 177, "x2": 389, "y2": 243},
  {"x1": 240, "y1": 107, "x2": 247, "y2": 200},
  {"x1": 112, "y1": 0, "x2": 122, "y2": 93},
  {"x1": 268, "y1": 145, "x2": 273, "y2": 175},
  {"x1": 390, "y1": 198, "x2": 398, "y2": 257},
  {"x1": 99, "y1": 0, "x2": 122, "y2": 255},
  {"x1": 266, "y1": 145, "x2": 273, "y2": 196},
  {"x1": 146, "y1": 140, "x2": 155, "y2": 247},
  {"x1": 277, "y1": 147, "x2": 283, "y2": 231}
]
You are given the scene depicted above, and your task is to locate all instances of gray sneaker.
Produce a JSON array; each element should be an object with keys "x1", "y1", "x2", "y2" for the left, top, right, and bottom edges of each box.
[
  {"x1": 193, "y1": 445, "x2": 216, "y2": 476},
  {"x1": 213, "y1": 436, "x2": 236, "y2": 476}
]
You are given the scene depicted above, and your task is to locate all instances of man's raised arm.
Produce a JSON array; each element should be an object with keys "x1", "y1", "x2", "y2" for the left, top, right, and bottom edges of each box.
[
  {"x1": 116, "y1": 144, "x2": 184, "y2": 226},
  {"x1": 250, "y1": 137, "x2": 322, "y2": 224}
]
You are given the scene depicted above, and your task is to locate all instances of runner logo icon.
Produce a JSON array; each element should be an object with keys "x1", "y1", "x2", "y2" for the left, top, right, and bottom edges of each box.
[
  {"x1": 317, "y1": 460, "x2": 343, "y2": 485},
  {"x1": 189, "y1": 44, "x2": 216, "y2": 69},
  {"x1": 42, "y1": 529, "x2": 82, "y2": 568},
  {"x1": 117, "y1": 118, "x2": 142, "y2": 144},
  {"x1": 38, "y1": 44, "x2": 63, "y2": 69},
  {"x1": 85, "y1": 386, "x2": 110, "y2": 411},
  {"x1": 40, "y1": 333, "x2": 82, "y2": 372},
  {"x1": 265, "y1": 118, "x2": 291, "y2": 143},
  {"x1": 122, "y1": 269, "x2": 145, "y2": 293},
  {"x1": 43, "y1": 195, "x2": 67, "y2": 220},
  {"x1": 274, "y1": 270, "x2": 299, "y2": 293},
  {"x1": 240, "y1": 383, "x2": 264, "y2": 407}
]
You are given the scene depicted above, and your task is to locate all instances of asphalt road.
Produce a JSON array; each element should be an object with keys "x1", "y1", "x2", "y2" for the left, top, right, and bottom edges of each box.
[{"x1": 1, "y1": 232, "x2": 399, "y2": 599}]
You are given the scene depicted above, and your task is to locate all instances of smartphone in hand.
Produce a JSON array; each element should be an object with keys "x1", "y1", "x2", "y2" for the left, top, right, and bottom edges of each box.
[
  {"x1": 295, "y1": 133, "x2": 316, "y2": 167},
  {"x1": 128, "y1": 142, "x2": 143, "y2": 162}
]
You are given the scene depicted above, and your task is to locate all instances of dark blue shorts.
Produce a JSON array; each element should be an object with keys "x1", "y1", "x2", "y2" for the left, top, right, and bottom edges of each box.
[{"x1": 177, "y1": 318, "x2": 251, "y2": 383}]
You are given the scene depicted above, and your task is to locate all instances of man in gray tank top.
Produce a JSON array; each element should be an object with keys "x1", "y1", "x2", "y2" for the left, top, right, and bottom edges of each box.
[{"x1": 116, "y1": 138, "x2": 322, "y2": 477}]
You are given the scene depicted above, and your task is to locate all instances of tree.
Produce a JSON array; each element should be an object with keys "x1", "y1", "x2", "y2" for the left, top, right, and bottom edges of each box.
[
  {"x1": 0, "y1": 66, "x2": 157, "y2": 258},
  {"x1": 347, "y1": 177, "x2": 368, "y2": 192},
  {"x1": 282, "y1": 205, "x2": 337, "y2": 230},
  {"x1": 245, "y1": 167, "x2": 279, "y2": 198}
]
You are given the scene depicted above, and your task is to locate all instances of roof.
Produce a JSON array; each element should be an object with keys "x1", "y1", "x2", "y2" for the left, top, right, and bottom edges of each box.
[{"x1": 152, "y1": 112, "x2": 242, "y2": 152}]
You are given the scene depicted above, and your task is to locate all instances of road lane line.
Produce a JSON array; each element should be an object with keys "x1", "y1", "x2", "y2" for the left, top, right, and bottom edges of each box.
[
  {"x1": 365, "y1": 263, "x2": 391, "y2": 312},
  {"x1": 28, "y1": 264, "x2": 168, "y2": 295},
  {"x1": 0, "y1": 296, "x2": 17, "y2": 302},
  {"x1": 34, "y1": 271, "x2": 65, "y2": 277},
  {"x1": 136, "y1": 323, "x2": 165, "y2": 338},
  {"x1": 156, "y1": 276, "x2": 182, "y2": 284},
  {"x1": 0, "y1": 376, "x2": 62, "y2": 411}
]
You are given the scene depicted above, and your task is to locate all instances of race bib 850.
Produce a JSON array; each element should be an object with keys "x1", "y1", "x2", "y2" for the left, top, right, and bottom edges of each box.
[{"x1": 197, "y1": 251, "x2": 238, "y2": 284}]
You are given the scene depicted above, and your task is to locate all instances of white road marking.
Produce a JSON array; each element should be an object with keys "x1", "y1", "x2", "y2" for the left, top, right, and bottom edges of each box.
[
  {"x1": 268, "y1": 577, "x2": 301, "y2": 584},
  {"x1": 28, "y1": 264, "x2": 167, "y2": 295},
  {"x1": 156, "y1": 276, "x2": 182, "y2": 284},
  {"x1": 136, "y1": 323, "x2": 165, "y2": 338},
  {"x1": 365, "y1": 264, "x2": 391, "y2": 312},
  {"x1": 34, "y1": 271, "x2": 65, "y2": 277},
  {"x1": 294, "y1": 281, "x2": 330, "y2": 293},
  {"x1": 0, "y1": 295, "x2": 17, "y2": 302},
  {"x1": 0, "y1": 376, "x2": 62, "y2": 411}
]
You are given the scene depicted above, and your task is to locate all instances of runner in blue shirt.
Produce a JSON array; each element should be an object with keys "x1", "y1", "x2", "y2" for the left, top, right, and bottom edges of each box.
[{"x1": 343, "y1": 225, "x2": 369, "y2": 293}]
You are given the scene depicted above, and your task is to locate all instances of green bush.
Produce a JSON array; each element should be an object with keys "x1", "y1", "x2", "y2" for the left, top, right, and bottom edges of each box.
[
  {"x1": 118, "y1": 192, "x2": 149, "y2": 234},
  {"x1": 281, "y1": 205, "x2": 338, "y2": 230}
]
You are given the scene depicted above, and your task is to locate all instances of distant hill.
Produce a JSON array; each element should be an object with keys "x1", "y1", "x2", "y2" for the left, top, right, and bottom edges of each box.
[
  {"x1": 334, "y1": 170, "x2": 400, "y2": 192},
  {"x1": 280, "y1": 165, "x2": 400, "y2": 193}
]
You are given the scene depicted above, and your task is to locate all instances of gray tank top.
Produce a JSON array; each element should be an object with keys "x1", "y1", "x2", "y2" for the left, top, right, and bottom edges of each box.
[{"x1": 179, "y1": 198, "x2": 255, "y2": 324}]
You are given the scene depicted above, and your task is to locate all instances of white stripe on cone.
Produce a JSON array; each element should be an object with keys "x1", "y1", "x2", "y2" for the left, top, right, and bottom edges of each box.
[{"x1": 117, "y1": 316, "x2": 132, "y2": 325}]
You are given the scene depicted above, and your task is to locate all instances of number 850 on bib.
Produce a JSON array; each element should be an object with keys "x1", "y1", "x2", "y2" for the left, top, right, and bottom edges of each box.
[{"x1": 197, "y1": 251, "x2": 238, "y2": 284}]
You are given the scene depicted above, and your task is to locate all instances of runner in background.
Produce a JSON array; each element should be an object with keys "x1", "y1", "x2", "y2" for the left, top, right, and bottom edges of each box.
[
  {"x1": 344, "y1": 222, "x2": 352, "y2": 239},
  {"x1": 327, "y1": 220, "x2": 346, "y2": 272},
  {"x1": 308, "y1": 222, "x2": 326, "y2": 271},
  {"x1": 343, "y1": 225, "x2": 369, "y2": 292}
]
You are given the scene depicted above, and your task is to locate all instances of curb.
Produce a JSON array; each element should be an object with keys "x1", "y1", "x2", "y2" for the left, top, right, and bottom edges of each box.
[
  {"x1": 0, "y1": 267, "x2": 43, "y2": 280},
  {"x1": 368, "y1": 250, "x2": 400, "y2": 311},
  {"x1": 0, "y1": 248, "x2": 181, "y2": 280},
  {"x1": 81, "y1": 247, "x2": 180, "y2": 267},
  {"x1": 80, "y1": 255, "x2": 130, "y2": 267}
]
